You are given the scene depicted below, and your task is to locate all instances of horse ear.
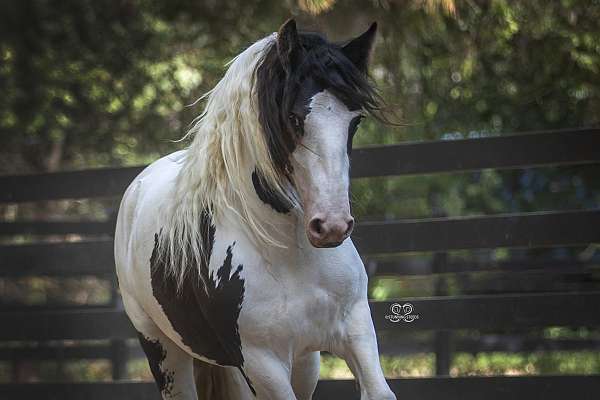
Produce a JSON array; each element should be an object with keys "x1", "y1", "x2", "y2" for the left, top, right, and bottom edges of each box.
[
  {"x1": 342, "y1": 22, "x2": 378, "y2": 73},
  {"x1": 277, "y1": 19, "x2": 302, "y2": 74}
]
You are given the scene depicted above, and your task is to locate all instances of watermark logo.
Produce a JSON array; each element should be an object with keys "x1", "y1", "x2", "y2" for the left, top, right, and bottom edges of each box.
[{"x1": 385, "y1": 303, "x2": 419, "y2": 323}]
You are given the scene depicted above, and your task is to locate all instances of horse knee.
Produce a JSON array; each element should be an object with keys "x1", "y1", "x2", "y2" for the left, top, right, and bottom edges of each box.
[{"x1": 136, "y1": 329, "x2": 197, "y2": 400}]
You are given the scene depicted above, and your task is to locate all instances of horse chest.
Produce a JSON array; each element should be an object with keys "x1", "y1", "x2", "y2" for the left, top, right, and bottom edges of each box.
[
  {"x1": 129, "y1": 213, "x2": 366, "y2": 363},
  {"x1": 236, "y1": 240, "x2": 367, "y2": 349}
]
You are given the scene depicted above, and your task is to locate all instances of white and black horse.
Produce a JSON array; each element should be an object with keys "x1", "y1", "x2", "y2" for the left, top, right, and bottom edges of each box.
[{"x1": 114, "y1": 19, "x2": 396, "y2": 400}]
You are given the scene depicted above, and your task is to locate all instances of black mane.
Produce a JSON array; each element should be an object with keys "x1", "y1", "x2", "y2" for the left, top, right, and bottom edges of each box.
[{"x1": 253, "y1": 31, "x2": 383, "y2": 175}]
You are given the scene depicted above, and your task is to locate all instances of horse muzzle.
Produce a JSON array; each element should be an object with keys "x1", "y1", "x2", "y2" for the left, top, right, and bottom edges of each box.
[{"x1": 306, "y1": 213, "x2": 354, "y2": 248}]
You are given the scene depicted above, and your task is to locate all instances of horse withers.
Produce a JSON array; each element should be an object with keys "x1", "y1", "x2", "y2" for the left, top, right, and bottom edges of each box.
[{"x1": 114, "y1": 19, "x2": 396, "y2": 400}]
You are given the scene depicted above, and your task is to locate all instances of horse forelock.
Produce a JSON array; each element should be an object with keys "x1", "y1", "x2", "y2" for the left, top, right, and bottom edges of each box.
[{"x1": 253, "y1": 31, "x2": 383, "y2": 177}]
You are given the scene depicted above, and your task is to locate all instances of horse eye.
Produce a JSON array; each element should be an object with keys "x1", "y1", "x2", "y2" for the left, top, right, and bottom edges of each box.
[
  {"x1": 348, "y1": 116, "x2": 363, "y2": 138},
  {"x1": 347, "y1": 116, "x2": 364, "y2": 155},
  {"x1": 289, "y1": 114, "x2": 302, "y2": 130}
]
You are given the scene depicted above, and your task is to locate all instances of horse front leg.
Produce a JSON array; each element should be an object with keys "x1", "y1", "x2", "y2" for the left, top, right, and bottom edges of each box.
[
  {"x1": 334, "y1": 299, "x2": 396, "y2": 400},
  {"x1": 137, "y1": 328, "x2": 198, "y2": 400},
  {"x1": 242, "y1": 345, "x2": 298, "y2": 400},
  {"x1": 291, "y1": 351, "x2": 320, "y2": 400}
]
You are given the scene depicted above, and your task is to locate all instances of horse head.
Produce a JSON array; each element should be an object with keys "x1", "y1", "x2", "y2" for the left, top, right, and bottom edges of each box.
[{"x1": 255, "y1": 19, "x2": 380, "y2": 248}]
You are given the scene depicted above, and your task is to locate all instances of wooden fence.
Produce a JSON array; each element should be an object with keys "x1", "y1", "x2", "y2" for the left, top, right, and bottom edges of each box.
[{"x1": 1, "y1": 128, "x2": 600, "y2": 399}]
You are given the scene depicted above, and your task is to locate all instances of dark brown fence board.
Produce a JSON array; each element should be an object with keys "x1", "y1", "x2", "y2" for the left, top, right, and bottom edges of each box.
[
  {"x1": 2, "y1": 129, "x2": 599, "y2": 203},
  {"x1": 1, "y1": 242, "x2": 596, "y2": 277},
  {"x1": 3, "y1": 336, "x2": 598, "y2": 361},
  {"x1": 0, "y1": 166, "x2": 144, "y2": 203},
  {"x1": 368, "y1": 257, "x2": 598, "y2": 276},
  {"x1": 0, "y1": 382, "x2": 161, "y2": 400},
  {"x1": 0, "y1": 343, "x2": 145, "y2": 360},
  {"x1": 316, "y1": 376, "x2": 600, "y2": 400},
  {"x1": 0, "y1": 221, "x2": 114, "y2": 236},
  {"x1": 0, "y1": 240, "x2": 114, "y2": 276},
  {"x1": 0, "y1": 309, "x2": 133, "y2": 340},
  {"x1": 370, "y1": 292, "x2": 600, "y2": 332},
  {"x1": 351, "y1": 128, "x2": 600, "y2": 178},
  {"x1": 0, "y1": 304, "x2": 114, "y2": 312},
  {"x1": 3, "y1": 210, "x2": 600, "y2": 276},
  {"x1": 1, "y1": 292, "x2": 597, "y2": 340},
  {"x1": 377, "y1": 336, "x2": 600, "y2": 356},
  {"x1": 354, "y1": 209, "x2": 600, "y2": 254},
  {"x1": 1, "y1": 376, "x2": 598, "y2": 400}
]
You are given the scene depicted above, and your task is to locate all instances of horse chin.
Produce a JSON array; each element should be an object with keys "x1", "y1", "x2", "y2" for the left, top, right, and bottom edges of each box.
[{"x1": 307, "y1": 237, "x2": 345, "y2": 249}]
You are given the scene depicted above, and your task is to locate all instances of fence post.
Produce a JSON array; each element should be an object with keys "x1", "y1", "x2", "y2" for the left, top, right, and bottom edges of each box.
[
  {"x1": 109, "y1": 275, "x2": 127, "y2": 381},
  {"x1": 428, "y1": 192, "x2": 453, "y2": 376},
  {"x1": 432, "y1": 252, "x2": 452, "y2": 376},
  {"x1": 109, "y1": 274, "x2": 128, "y2": 380},
  {"x1": 107, "y1": 209, "x2": 128, "y2": 380},
  {"x1": 110, "y1": 336, "x2": 128, "y2": 381}
]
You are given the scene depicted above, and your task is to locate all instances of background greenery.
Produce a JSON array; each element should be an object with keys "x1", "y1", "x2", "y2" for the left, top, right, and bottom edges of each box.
[{"x1": 1, "y1": 0, "x2": 599, "y2": 383}]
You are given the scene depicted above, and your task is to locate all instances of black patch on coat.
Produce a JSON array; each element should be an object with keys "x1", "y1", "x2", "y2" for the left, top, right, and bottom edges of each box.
[
  {"x1": 253, "y1": 21, "x2": 383, "y2": 176},
  {"x1": 252, "y1": 170, "x2": 292, "y2": 213},
  {"x1": 150, "y1": 211, "x2": 255, "y2": 395},
  {"x1": 137, "y1": 332, "x2": 175, "y2": 396}
]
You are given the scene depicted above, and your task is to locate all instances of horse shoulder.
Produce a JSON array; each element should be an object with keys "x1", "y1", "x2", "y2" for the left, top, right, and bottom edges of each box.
[{"x1": 115, "y1": 151, "x2": 186, "y2": 298}]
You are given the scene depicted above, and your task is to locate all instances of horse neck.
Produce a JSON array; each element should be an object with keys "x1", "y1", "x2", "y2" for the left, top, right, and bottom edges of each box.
[{"x1": 215, "y1": 166, "x2": 300, "y2": 252}]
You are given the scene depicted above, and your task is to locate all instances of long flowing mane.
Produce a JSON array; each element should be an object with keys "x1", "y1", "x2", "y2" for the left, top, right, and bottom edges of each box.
[
  {"x1": 158, "y1": 29, "x2": 384, "y2": 288},
  {"x1": 158, "y1": 35, "x2": 293, "y2": 287}
]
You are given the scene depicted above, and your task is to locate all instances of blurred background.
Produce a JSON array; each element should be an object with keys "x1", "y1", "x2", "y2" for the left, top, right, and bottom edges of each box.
[{"x1": 1, "y1": 0, "x2": 600, "y2": 384}]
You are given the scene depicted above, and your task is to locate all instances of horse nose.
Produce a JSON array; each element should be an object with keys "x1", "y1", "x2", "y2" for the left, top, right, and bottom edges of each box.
[{"x1": 307, "y1": 214, "x2": 354, "y2": 248}]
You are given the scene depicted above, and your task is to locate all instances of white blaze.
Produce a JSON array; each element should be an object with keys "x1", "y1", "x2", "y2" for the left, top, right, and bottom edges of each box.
[{"x1": 292, "y1": 90, "x2": 360, "y2": 240}]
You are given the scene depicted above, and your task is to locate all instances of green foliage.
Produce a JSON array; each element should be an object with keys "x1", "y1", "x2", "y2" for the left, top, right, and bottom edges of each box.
[
  {"x1": 2, "y1": 0, "x2": 599, "y2": 175},
  {"x1": 0, "y1": 363, "x2": 9, "y2": 383},
  {"x1": 0, "y1": 277, "x2": 111, "y2": 306},
  {"x1": 452, "y1": 351, "x2": 600, "y2": 376},
  {"x1": 0, "y1": 0, "x2": 290, "y2": 172},
  {"x1": 321, "y1": 351, "x2": 600, "y2": 378},
  {"x1": 320, "y1": 354, "x2": 435, "y2": 378}
]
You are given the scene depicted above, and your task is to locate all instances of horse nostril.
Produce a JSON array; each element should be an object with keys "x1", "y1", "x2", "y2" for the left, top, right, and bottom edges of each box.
[
  {"x1": 344, "y1": 218, "x2": 354, "y2": 236},
  {"x1": 309, "y1": 218, "x2": 324, "y2": 236}
]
